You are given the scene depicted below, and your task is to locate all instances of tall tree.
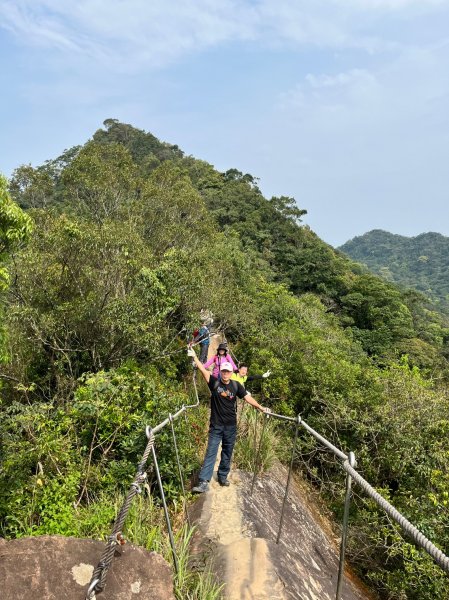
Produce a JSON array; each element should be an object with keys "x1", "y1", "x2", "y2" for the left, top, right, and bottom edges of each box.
[{"x1": 0, "y1": 174, "x2": 33, "y2": 361}]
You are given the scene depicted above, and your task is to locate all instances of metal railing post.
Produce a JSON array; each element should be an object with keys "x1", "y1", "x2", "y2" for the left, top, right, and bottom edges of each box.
[
  {"x1": 169, "y1": 412, "x2": 191, "y2": 527},
  {"x1": 276, "y1": 416, "x2": 301, "y2": 544},
  {"x1": 149, "y1": 432, "x2": 179, "y2": 574},
  {"x1": 336, "y1": 451, "x2": 356, "y2": 600}
]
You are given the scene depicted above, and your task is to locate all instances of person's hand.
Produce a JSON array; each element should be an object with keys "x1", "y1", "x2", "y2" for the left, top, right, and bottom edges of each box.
[
  {"x1": 262, "y1": 370, "x2": 271, "y2": 378},
  {"x1": 260, "y1": 406, "x2": 271, "y2": 414},
  {"x1": 187, "y1": 346, "x2": 196, "y2": 358}
]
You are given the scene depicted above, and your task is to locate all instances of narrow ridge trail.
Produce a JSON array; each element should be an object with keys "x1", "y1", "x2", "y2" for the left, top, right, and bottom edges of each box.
[
  {"x1": 196, "y1": 469, "x2": 287, "y2": 600},
  {"x1": 194, "y1": 333, "x2": 286, "y2": 599},
  {"x1": 193, "y1": 464, "x2": 371, "y2": 600}
]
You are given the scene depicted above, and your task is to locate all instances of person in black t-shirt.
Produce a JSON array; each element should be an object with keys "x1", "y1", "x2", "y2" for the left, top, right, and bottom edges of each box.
[{"x1": 188, "y1": 346, "x2": 270, "y2": 493}]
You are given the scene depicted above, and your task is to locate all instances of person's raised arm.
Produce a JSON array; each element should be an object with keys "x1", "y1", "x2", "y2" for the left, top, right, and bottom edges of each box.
[
  {"x1": 246, "y1": 374, "x2": 262, "y2": 383},
  {"x1": 187, "y1": 347, "x2": 211, "y2": 383},
  {"x1": 247, "y1": 370, "x2": 271, "y2": 383}
]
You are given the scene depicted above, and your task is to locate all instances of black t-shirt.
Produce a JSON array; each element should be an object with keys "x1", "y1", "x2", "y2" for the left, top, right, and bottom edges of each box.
[{"x1": 208, "y1": 375, "x2": 247, "y2": 426}]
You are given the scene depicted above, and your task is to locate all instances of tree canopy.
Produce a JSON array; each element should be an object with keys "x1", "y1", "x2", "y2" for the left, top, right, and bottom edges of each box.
[{"x1": 0, "y1": 174, "x2": 32, "y2": 360}]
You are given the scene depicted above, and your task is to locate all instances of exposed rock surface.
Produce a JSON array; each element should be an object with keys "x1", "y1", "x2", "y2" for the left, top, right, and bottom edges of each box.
[
  {"x1": 239, "y1": 463, "x2": 374, "y2": 600},
  {"x1": 191, "y1": 462, "x2": 374, "y2": 600},
  {"x1": 194, "y1": 472, "x2": 287, "y2": 600},
  {"x1": 0, "y1": 535, "x2": 174, "y2": 600}
]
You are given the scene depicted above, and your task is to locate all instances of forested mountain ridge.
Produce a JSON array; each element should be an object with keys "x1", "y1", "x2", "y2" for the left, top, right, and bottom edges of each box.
[
  {"x1": 339, "y1": 229, "x2": 449, "y2": 314},
  {"x1": 1, "y1": 120, "x2": 449, "y2": 599},
  {"x1": 10, "y1": 120, "x2": 449, "y2": 368}
]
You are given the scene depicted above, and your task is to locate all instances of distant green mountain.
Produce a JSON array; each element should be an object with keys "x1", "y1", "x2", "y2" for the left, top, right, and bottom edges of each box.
[{"x1": 339, "y1": 229, "x2": 449, "y2": 313}]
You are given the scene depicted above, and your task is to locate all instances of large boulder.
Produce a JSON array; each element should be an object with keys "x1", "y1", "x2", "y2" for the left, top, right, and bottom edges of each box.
[{"x1": 0, "y1": 535, "x2": 175, "y2": 600}]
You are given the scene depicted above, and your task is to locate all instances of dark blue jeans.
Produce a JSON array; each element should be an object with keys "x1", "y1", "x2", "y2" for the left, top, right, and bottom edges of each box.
[
  {"x1": 199, "y1": 343, "x2": 209, "y2": 363},
  {"x1": 199, "y1": 423, "x2": 237, "y2": 482}
]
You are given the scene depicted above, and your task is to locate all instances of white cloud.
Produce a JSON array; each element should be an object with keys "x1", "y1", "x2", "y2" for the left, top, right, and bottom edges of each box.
[
  {"x1": 0, "y1": 0, "x2": 259, "y2": 69},
  {"x1": 2, "y1": 0, "x2": 449, "y2": 244},
  {"x1": 1, "y1": 0, "x2": 449, "y2": 69},
  {"x1": 0, "y1": 2, "x2": 81, "y2": 51},
  {"x1": 279, "y1": 35, "x2": 449, "y2": 125},
  {"x1": 278, "y1": 68, "x2": 380, "y2": 118},
  {"x1": 339, "y1": 0, "x2": 448, "y2": 8}
]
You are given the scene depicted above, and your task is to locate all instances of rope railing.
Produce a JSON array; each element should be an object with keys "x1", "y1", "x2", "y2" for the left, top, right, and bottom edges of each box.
[
  {"x1": 86, "y1": 367, "x2": 449, "y2": 600},
  {"x1": 343, "y1": 461, "x2": 449, "y2": 574},
  {"x1": 85, "y1": 370, "x2": 200, "y2": 599},
  {"x1": 85, "y1": 430, "x2": 156, "y2": 598}
]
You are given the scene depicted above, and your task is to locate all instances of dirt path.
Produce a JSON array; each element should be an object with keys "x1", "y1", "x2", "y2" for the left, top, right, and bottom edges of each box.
[
  {"x1": 197, "y1": 335, "x2": 285, "y2": 598},
  {"x1": 207, "y1": 332, "x2": 221, "y2": 362},
  {"x1": 194, "y1": 335, "x2": 286, "y2": 598}
]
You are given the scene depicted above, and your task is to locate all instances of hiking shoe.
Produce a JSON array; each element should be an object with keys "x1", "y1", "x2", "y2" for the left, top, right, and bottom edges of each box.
[
  {"x1": 218, "y1": 478, "x2": 230, "y2": 487},
  {"x1": 192, "y1": 480, "x2": 209, "y2": 494}
]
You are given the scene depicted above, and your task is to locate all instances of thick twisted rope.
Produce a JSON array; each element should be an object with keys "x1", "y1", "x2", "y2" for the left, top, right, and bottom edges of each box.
[
  {"x1": 343, "y1": 460, "x2": 449, "y2": 575},
  {"x1": 86, "y1": 429, "x2": 156, "y2": 599}
]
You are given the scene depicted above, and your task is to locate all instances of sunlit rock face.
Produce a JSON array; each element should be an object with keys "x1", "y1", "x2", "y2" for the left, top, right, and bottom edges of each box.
[{"x1": 0, "y1": 535, "x2": 174, "y2": 600}]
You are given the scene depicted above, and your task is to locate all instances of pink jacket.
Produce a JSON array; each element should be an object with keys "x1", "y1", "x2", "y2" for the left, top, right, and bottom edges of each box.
[{"x1": 203, "y1": 353, "x2": 237, "y2": 378}]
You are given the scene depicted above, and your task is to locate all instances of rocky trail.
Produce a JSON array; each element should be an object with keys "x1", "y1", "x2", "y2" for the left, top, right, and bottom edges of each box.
[
  {"x1": 0, "y1": 332, "x2": 374, "y2": 600},
  {"x1": 191, "y1": 462, "x2": 372, "y2": 600}
]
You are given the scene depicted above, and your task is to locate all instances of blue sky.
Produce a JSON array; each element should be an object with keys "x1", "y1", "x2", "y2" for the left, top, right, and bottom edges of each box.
[{"x1": 1, "y1": 0, "x2": 449, "y2": 246}]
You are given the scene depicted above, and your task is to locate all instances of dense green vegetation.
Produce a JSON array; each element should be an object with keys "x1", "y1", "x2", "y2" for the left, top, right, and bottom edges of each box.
[
  {"x1": 340, "y1": 229, "x2": 449, "y2": 315},
  {"x1": 1, "y1": 120, "x2": 449, "y2": 599},
  {"x1": 0, "y1": 175, "x2": 33, "y2": 361}
]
